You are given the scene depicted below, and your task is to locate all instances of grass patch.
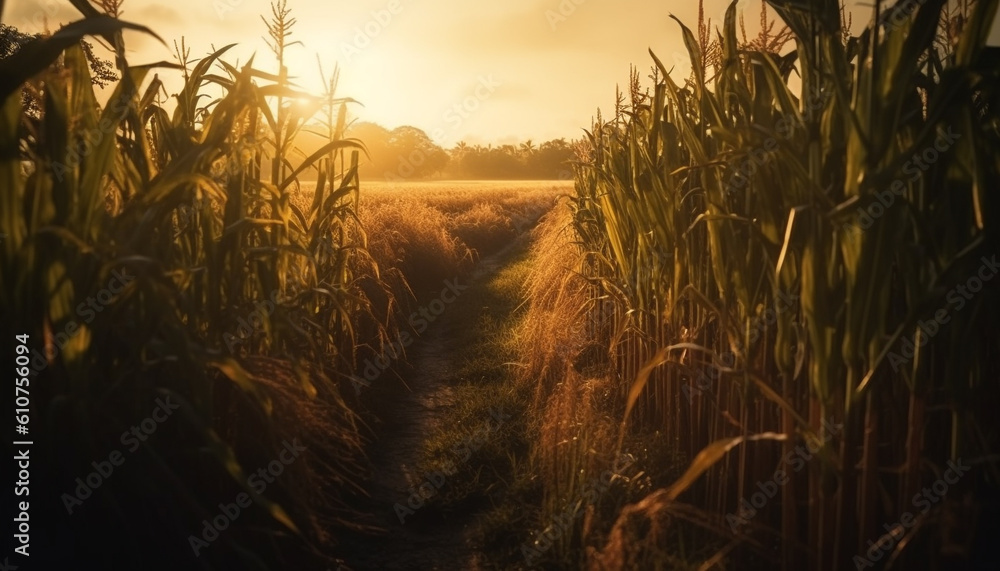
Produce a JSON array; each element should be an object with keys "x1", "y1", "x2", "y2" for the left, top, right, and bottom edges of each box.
[{"x1": 410, "y1": 236, "x2": 539, "y2": 534}]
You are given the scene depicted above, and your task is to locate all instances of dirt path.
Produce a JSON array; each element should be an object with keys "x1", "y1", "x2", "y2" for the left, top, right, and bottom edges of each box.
[{"x1": 337, "y1": 237, "x2": 531, "y2": 571}]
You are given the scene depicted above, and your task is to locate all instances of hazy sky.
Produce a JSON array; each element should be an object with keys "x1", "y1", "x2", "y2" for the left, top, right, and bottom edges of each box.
[{"x1": 4, "y1": 1, "x2": 999, "y2": 147}]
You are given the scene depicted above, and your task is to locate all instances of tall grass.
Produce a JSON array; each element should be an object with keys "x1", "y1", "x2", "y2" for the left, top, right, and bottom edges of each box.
[{"x1": 542, "y1": 0, "x2": 1000, "y2": 568}]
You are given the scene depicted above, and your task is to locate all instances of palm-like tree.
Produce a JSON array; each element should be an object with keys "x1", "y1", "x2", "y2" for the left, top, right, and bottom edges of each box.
[{"x1": 519, "y1": 139, "x2": 536, "y2": 157}]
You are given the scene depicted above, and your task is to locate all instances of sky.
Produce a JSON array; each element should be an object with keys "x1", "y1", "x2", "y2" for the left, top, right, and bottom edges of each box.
[{"x1": 4, "y1": 0, "x2": 1000, "y2": 147}]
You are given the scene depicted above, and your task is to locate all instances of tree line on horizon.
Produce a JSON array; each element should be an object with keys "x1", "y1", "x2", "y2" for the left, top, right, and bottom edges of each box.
[{"x1": 345, "y1": 121, "x2": 580, "y2": 181}]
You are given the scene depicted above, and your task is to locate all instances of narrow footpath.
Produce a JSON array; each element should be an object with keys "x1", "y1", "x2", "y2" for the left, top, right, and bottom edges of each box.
[{"x1": 337, "y1": 233, "x2": 536, "y2": 571}]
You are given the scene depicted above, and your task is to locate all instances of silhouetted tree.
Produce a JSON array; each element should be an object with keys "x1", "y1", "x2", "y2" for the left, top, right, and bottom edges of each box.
[
  {"x1": 347, "y1": 122, "x2": 448, "y2": 180},
  {"x1": 445, "y1": 137, "x2": 575, "y2": 179}
]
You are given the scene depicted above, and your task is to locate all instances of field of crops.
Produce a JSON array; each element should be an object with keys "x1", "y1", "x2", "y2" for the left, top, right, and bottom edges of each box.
[
  {"x1": 521, "y1": 0, "x2": 1000, "y2": 569},
  {"x1": 298, "y1": 179, "x2": 566, "y2": 302},
  {"x1": 2, "y1": 0, "x2": 999, "y2": 570},
  {"x1": 0, "y1": 0, "x2": 561, "y2": 564}
]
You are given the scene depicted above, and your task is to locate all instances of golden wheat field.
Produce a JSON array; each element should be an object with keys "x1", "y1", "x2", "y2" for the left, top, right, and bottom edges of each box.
[{"x1": 2, "y1": 0, "x2": 999, "y2": 570}]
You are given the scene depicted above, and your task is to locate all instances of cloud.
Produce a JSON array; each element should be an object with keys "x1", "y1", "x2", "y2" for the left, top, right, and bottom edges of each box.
[
  {"x1": 132, "y1": 4, "x2": 184, "y2": 26},
  {"x1": 3, "y1": 1, "x2": 81, "y2": 31}
]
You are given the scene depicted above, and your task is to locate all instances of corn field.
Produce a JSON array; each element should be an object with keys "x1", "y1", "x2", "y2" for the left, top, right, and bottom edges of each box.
[
  {"x1": 0, "y1": 1, "x2": 392, "y2": 567},
  {"x1": 566, "y1": 0, "x2": 1000, "y2": 568},
  {"x1": 3, "y1": 0, "x2": 999, "y2": 569}
]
